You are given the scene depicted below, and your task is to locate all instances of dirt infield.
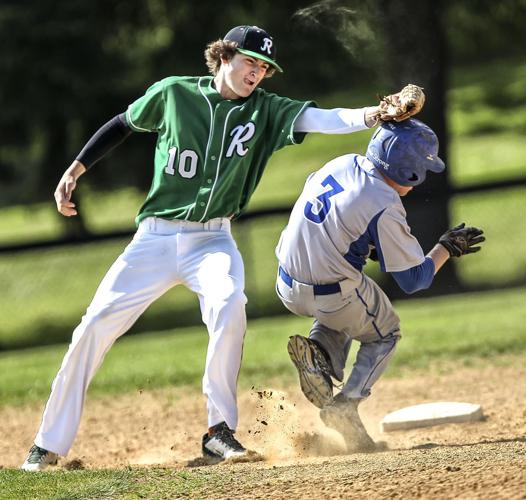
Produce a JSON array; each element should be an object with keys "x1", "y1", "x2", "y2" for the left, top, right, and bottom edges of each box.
[{"x1": 3, "y1": 358, "x2": 525, "y2": 498}]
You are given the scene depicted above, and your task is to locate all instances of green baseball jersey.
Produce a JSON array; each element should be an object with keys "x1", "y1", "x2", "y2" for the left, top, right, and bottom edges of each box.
[{"x1": 125, "y1": 76, "x2": 315, "y2": 224}]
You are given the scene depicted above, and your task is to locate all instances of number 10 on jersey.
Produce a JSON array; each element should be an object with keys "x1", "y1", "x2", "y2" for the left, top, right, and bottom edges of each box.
[{"x1": 164, "y1": 146, "x2": 199, "y2": 179}]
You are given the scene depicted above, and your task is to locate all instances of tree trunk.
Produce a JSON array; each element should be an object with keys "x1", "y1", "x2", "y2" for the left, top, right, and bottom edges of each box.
[{"x1": 380, "y1": 0, "x2": 460, "y2": 297}]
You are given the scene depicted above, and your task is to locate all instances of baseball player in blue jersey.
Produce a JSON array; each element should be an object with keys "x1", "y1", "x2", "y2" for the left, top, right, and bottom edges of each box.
[
  {"x1": 21, "y1": 25, "x2": 423, "y2": 471},
  {"x1": 276, "y1": 119, "x2": 485, "y2": 451}
]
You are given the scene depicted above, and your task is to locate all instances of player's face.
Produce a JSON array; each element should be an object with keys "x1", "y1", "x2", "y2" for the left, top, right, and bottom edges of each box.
[
  {"x1": 397, "y1": 185, "x2": 414, "y2": 196},
  {"x1": 220, "y1": 53, "x2": 270, "y2": 99},
  {"x1": 381, "y1": 173, "x2": 414, "y2": 196}
]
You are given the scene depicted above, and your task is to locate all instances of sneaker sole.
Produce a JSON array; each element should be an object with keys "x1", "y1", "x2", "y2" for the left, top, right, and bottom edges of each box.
[
  {"x1": 21, "y1": 457, "x2": 58, "y2": 472},
  {"x1": 202, "y1": 433, "x2": 247, "y2": 461},
  {"x1": 287, "y1": 335, "x2": 333, "y2": 409},
  {"x1": 203, "y1": 446, "x2": 247, "y2": 461}
]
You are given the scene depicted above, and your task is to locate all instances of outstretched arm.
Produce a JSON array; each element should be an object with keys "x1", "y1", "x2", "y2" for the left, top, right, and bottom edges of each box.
[
  {"x1": 294, "y1": 83, "x2": 426, "y2": 134},
  {"x1": 293, "y1": 106, "x2": 381, "y2": 134},
  {"x1": 54, "y1": 113, "x2": 133, "y2": 217}
]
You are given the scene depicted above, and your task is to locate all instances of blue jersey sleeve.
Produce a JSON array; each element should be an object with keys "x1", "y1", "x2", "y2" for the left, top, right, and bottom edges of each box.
[{"x1": 391, "y1": 257, "x2": 435, "y2": 294}]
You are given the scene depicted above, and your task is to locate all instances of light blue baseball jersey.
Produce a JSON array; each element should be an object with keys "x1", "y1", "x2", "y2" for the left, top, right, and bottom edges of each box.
[{"x1": 276, "y1": 153, "x2": 425, "y2": 285}]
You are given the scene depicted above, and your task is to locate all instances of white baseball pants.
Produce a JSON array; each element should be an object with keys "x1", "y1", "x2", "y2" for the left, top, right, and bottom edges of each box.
[{"x1": 35, "y1": 216, "x2": 247, "y2": 456}]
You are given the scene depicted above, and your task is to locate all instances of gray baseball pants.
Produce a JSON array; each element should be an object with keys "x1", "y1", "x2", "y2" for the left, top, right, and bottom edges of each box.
[{"x1": 276, "y1": 270, "x2": 400, "y2": 400}]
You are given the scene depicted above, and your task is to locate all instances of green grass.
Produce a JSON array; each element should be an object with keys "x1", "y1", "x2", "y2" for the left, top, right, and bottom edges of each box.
[
  {"x1": 1, "y1": 286, "x2": 525, "y2": 408},
  {"x1": 0, "y1": 238, "x2": 202, "y2": 349},
  {"x1": 0, "y1": 468, "x2": 225, "y2": 499},
  {"x1": 0, "y1": 188, "x2": 146, "y2": 246},
  {"x1": 0, "y1": 469, "x2": 135, "y2": 500}
]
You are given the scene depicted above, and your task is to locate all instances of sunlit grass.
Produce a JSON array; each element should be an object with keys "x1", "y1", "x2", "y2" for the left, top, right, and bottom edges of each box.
[{"x1": 1, "y1": 286, "x2": 525, "y2": 407}]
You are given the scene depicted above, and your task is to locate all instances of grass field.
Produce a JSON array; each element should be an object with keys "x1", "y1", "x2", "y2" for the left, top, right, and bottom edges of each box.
[
  {"x1": 1, "y1": 286, "x2": 525, "y2": 408},
  {"x1": 2, "y1": 468, "x2": 220, "y2": 499}
]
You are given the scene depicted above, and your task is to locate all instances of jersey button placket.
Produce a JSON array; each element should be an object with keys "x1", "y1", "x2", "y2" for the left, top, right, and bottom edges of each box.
[{"x1": 196, "y1": 102, "x2": 229, "y2": 220}]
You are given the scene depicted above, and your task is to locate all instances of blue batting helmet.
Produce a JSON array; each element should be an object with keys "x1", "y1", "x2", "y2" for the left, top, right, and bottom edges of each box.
[{"x1": 366, "y1": 119, "x2": 445, "y2": 186}]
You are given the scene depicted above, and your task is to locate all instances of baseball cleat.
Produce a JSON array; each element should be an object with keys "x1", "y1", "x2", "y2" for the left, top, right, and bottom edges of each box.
[
  {"x1": 320, "y1": 394, "x2": 376, "y2": 453},
  {"x1": 202, "y1": 421, "x2": 247, "y2": 460},
  {"x1": 21, "y1": 444, "x2": 59, "y2": 471},
  {"x1": 287, "y1": 335, "x2": 334, "y2": 408}
]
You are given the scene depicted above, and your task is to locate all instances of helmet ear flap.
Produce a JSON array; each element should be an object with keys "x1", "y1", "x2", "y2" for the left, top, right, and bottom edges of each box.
[{"x1": 399, "y1": 167, "x2": 423, "y2": 184}]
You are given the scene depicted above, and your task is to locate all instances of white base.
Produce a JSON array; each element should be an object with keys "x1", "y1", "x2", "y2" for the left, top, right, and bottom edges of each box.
[{"x1": 381, "y1": 402, "x2": 484, "y2": 432}]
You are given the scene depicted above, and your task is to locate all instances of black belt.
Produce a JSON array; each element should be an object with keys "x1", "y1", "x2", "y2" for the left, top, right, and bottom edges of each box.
[{"x1": 278, "y1": 266, "x2": 341, "y2": 296}]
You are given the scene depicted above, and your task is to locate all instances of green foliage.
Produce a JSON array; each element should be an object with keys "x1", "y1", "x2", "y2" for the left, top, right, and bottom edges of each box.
[
  {"x1": 0, "y1": 240, "x2": 126, "y2": 348},
  {"x1": 0, "y1": 237, "x2": 204, "y2": 349},
  {"x1": 448, "y1": 58, "x2": 526, "y2": 186},
  {"x1": 249, "y1": 131, "x2": 372, "y2": 210},
  {"x1": 449, "y1": 131, "x2": 526, "y2": 186},
  {"x1": 0, "y1": 203, "x2": 63, "y2": 245},
  {"x1": 447, "y1": 1, "x2": 526, "y2": 64},
  {"x1": 1, "y1": 287, "x2": 525, "y2": 408}
]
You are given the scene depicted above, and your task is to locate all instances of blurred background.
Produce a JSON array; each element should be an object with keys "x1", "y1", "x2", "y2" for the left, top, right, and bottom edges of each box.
[{"x1": 1, "y1": 0, "x2": 525, "y2": 349}]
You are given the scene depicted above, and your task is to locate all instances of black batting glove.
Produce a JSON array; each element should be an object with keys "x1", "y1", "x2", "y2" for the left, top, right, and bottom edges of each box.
[{"x1": 438, "y1": 223, "x2": 485, "y2": 257}]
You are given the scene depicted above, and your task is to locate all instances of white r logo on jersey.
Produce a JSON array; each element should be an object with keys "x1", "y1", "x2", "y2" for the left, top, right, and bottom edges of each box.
[
  {"x1": 226, "y1": 123, "x2": 256, "y2": 158},
  {"x1": 261, "y1": 38, "x2": 273, "y2": 55}
]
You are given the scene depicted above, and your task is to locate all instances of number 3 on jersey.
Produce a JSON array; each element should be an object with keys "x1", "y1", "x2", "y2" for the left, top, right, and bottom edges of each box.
[
  {"x1": 304, "y1": 175, "x2": 344, "y2": 223},
  {"x1": 164, "y1": 147, "x2": 198, "y2": 179}
]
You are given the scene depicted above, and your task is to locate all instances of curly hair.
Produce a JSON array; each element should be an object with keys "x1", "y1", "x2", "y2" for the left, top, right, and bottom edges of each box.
[{"x1": 204, "y1": 39, "x2": 276, "y2": 78}]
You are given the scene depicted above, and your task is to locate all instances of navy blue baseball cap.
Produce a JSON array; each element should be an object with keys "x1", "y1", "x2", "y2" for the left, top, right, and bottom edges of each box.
[{"x1": 223, "y1": 25, "x2": 283, "y2": 73}]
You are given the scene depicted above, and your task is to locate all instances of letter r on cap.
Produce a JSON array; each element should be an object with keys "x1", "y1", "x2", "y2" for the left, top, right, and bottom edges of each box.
[{"x1": 261, "y1": 38, "x2": 272, "y2": 55}]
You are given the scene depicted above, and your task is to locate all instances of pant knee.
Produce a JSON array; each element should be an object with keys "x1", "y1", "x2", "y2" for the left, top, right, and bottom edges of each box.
[{"x1": 73, "y1": 303, "x2": 128, "y2": 347}]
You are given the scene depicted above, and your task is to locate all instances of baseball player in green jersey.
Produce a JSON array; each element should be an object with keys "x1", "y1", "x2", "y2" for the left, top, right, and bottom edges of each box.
[{"x1": 22, "y1": 25, "x2": 394, "y2": 470}]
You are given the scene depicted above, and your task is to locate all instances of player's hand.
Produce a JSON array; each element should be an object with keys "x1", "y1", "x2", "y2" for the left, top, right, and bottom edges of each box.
[
  {"x1": 438, "y1": 223, "x2": 485, "y2": 257},
  {"x1": 364, "y1": 106, "x2": 381, "y2": 128},
  {"x1": 54, "y1": 160, "x2": 86, "y2": 216}
]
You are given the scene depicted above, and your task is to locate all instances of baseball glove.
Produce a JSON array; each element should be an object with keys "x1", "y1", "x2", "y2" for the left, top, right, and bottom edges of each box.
[
  {"x1": 377, "y1": 84, "x2": 425, "y2": 122},
  {"x1": 438, "y1": 223, "x2": 485, "y2": 257}
]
